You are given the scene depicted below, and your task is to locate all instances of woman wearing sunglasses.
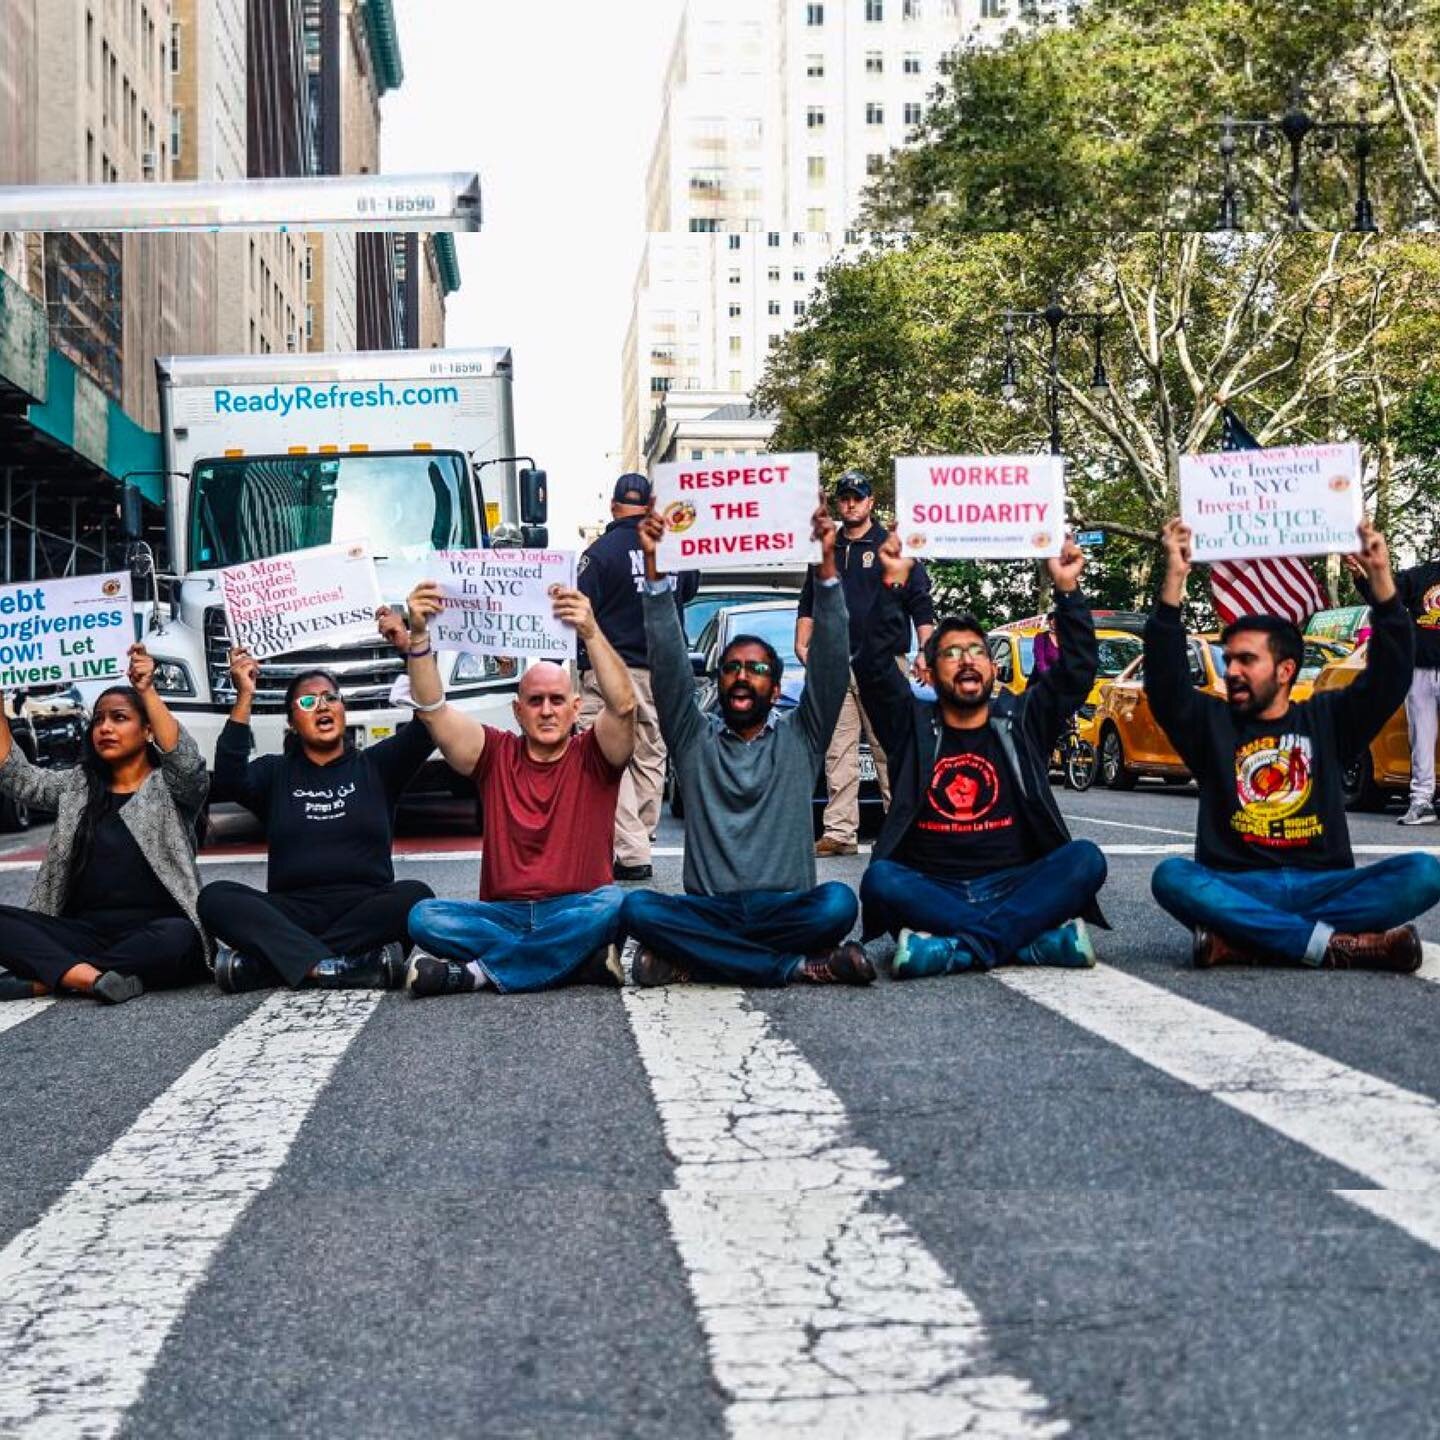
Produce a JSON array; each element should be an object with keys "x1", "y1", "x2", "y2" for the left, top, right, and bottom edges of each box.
[
  {"x1": 0, "y1": 646, "x2": 210, "y2": 1005},
  {"x1": 197, "y1": 640, "x2": 434, "y2": 992}
]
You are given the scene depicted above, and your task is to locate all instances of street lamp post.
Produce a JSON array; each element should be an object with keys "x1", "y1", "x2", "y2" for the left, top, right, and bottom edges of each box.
[{"x1": 1000, "y1": 296, "x2": 1110, "y2": 456}]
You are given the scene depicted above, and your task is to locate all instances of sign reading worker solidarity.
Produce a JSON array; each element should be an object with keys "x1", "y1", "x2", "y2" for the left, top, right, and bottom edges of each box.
[
  {"x1": 651, "y1": 453, "x2": 820, "y2": 572},
  {"x1": 430, "y1": 550, "x2": 578, "y2": 662},
  {"x1": 0, "y1": 572, "x2": 133, "y2": 690},
  {"x1": 220, "y1": 544, "x2": 381, "y2": 660},
  {"x1": 1180, "y1": 443, "x2": 1363, "y2": 562},
  {"x1": 895, "y1": 454, "x2": 1066, "y2": 559}
]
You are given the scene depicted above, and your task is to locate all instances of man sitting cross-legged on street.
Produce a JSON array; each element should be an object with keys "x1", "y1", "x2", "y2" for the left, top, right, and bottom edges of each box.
[
  {"x1": 1147, "y1": 518, "x2": 1440, "y2": 971},
  {"x1": 621, "y1": 501, "x2": 873, "y2": 988},
  {"x1": 857, "y1": 533, "x2": 1109, "y2": 977},
  {"x1": 403, "y1": 580, "x2": 637, "y2": 997}
]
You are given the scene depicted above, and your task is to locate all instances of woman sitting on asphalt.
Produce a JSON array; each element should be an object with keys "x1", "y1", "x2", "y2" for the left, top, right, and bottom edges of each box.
[
  {"x1": 0, "y1": 646, "x2": 210, "y2": 1005},
  {"x1": 198, "y1": 627, "x2": 434, "y2": 993}
]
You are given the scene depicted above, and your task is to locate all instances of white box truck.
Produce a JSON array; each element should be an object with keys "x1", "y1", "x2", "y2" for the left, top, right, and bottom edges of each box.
[{"x1": 128, "y1": 347, "x2": 545, "y2": 787}]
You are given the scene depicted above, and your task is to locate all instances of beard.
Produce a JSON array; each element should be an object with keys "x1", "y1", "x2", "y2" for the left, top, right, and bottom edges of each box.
[
  {"x1": 1226, "y1": 675, "x2": 1280, "y2": 718},
  {"x1": 935, "y1": 668, "x2": 995, "y2": 712},
  {"x1": 720, "y1": 683, "x2": 775, "y2": 731}
]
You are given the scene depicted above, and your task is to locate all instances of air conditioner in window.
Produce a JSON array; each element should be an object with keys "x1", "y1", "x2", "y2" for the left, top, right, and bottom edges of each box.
[
  {"x1": 285, "y1": 330, "x2": 299, "y2": 351},
  {"x1": 141, "y1": 150, "x2": 157, "y2": 177}
]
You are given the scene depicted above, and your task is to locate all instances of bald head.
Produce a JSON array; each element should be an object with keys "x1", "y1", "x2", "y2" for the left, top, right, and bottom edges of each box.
[
  {"x1": 518, "y1": 661, "x2": 574, "y2": 701},
  {"x1": 513, "y1": 660, "x2": 581, "y2": 757}
]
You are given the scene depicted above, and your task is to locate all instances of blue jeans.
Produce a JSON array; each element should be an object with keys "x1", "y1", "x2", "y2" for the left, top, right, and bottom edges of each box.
[
  {"x1": 1151, "y1": 854, "x2": 1440, "y2": 964},
  {"x1": 620, "y1": 882, "x2": 859, "y2": 987},
  {"x1": 860, "y1": 840, "x2": 1108, "y2": 970},
  {"x1": 408, "y1": 886, "x2": 628, "y2": 994}
]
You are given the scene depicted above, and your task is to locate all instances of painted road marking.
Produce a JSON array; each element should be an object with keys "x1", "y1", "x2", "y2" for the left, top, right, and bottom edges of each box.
[
  {"x1": 622, "y1": 985, "x2": 1066, "y2": 1438},
  {"x1": 0, "y1": 990, "x2": 379, "y2": 1438},
  {"x1": 1067, "y1": 813, "x2": 1195, "y2": 838},
  {"x1": 996, "y1": 964, "x2": 1440, "y2": 1253},
  {"x1": 0, "y1": 998, "x2": 52, "y2": 1036}
]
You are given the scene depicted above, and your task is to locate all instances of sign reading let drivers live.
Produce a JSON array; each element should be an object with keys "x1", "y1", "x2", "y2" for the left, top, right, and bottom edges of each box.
[{"x1": 652, "y1": 453, "x2": 821, "y2": 572}]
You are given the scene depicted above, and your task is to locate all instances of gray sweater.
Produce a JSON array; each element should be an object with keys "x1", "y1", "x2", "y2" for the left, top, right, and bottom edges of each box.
[{"x1": 645, "y1": 576, "x2": 849, "y2": 896}]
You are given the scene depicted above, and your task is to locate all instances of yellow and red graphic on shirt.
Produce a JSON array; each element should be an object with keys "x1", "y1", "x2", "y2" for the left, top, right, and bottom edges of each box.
[
  {"x1": 917, "y1": 752, "x2": 1013, "y2": 835},
  {"x1": 1418, "y1": 581, "x2": 1440, "y2": 629},
  {"x1": 1231, "y1": 732, "x2": 1321, "y2": 848}
]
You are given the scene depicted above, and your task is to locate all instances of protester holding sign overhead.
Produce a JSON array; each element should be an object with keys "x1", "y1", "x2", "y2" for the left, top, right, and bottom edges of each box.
[
  {"x1": 198, "y1": 625, "x2": 435, "y2": 994},
  {"x1": 855, "y1": 534, "x2": 1108, "y2": 977},
  {"x1": 621, "y1": 500, "x2": 873, "y2": 989},
  {"x1": 1147, "y1": 518, "x2": 1440, "y2": 971},
  {"x1": 402, "y1": 581, "x2": 637, "y2": 998},
  {"x1": 0, "y1": 645, "x2": 209, "y2": 1005}
]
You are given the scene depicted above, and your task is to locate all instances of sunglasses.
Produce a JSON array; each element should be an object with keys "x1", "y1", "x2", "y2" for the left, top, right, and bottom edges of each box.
[
  {"x1": 719, "y1": 659, "x2": 775, "y2": 678},
  {"x1": 294, "y1": 691, "x2": 342, "y2": 712},
  {"x1": 936, "y1": 642, "x2": 989, "y2": 663}
]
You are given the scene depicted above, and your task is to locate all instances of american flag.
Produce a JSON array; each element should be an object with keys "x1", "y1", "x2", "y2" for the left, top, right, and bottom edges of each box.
[{"x1": 1207, "y1": 408, "x2": 1329, "y2": 628}]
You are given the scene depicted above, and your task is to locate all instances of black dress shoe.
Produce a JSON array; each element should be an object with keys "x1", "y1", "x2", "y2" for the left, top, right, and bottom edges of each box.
[
  {"x1": 613, "y1": 861, "x2": 653, "y2": 882},
  {"x1": 0, "y1": 968, "x2": 37, "y2": 1002},
  {"x1": 214, "y1": 944, "x2": 280, "y2": 994},
  {"x1": 313, "y1": 951, "x2": 388, "y2": 990},
  {"x1": 92, "y1": 972, "x2": 144, "y2": 1005}
]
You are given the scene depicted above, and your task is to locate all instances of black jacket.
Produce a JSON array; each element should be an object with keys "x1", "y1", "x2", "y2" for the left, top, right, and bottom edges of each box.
[
  {"x1": 854, "y1": 581, "x2": 1106, "y2": 938},
  {"x1": 1355, "y1": 559, "x2": 1440, "y2": 669},
  {"x1": 577, "y1": 516, "x2": 699, "y2": 670},
  {"x1": 798, "y1": 521, "x2": 935, "y2": 657}
]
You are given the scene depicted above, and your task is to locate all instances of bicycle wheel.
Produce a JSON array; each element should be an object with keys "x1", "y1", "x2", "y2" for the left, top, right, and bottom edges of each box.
[{"x1": 1064, "y1": 739, "x2": 1098, "y2": 791}]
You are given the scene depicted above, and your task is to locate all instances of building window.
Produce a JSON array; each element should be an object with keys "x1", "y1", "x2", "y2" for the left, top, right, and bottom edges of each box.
[
  {"x1": 728, "y1": 233, "x2": 742, "y2": 249},
  {"x1": 729, "y1": 370, "x2": 743, "y2": 389},
  {"x1": 303, "y1": 244, "x2": 313, "y2": 282},
  {"x1": 903, "y1": 52, "x2": 922, "y2": 74},
  {"x1": 867, "y1": 102, "x2": 885, "y2": 125},
  {"x1": 866, "y1": 51, "x2": 883, "y2": 75},
  {"x1": 728, "y1": 303, "x2": 742, "y2": 318},
  {"x1": 86, "y1": 131, "x2": 95, "y2": 183},
  {"x1": 905, "y1": 102, "x2": 923, "y2": 126},
  {"x1": 807, "y1": 106, "x2": 825, "y2": 129},
  {"x1": 169, "y1": 20, "x2": 180, "y2": 73},
  {"x1": 807, "y1": 208, "x2": 826, "y2": 232},
  {"x1": 728, "y1": 269, "x2": 742, "y2": 285},
  {"x1": 86, "y1": 13, "x2": 95, "y2": 87},
  {"x1": 768, "y1": 299, "x2": 782, "y2": 316},
  {"x1": 767, "y1": 267, "x2": 781, "y2": 283},
  {"x1": 793, "y1": 268, "x2": 806, "y2": 282},
  {"x1": 689, "y1": 218, "x2": 720, "y2": 232},
  {"x1": 807, "y1": 155, "x2": 826, "y2": 183},
  {"x1": 904, "y1": 0, "x2": 923, "y2": 16},
  {"x1": 866, "y1": 0, "x2": 883, "y2": 18},
  {"x1": 806, "y1": 54, "x2": 824, "y2": 78},
  {"x1": 981, "y1": 0, "x2": 1006, "y2": 14},
  {"x1": 767, "y1": 231, "x2": 781, "y2": 247},
  {"x1": 867, "y1": 152, "x2": 886, "y2": 175},
  {"x1": 806, "y1": 3, "x2": 824, "y2": 24},
  {"x1": 729, "y1": 336, "x2": 743, "y2": 354},
  {"x1": 170, "y1": 106, "x2": 182, "y2": 160},
  {"x1": 651, "y1": 377, "x2": 673, "y2": 393},
  {"x1": 793, "y1": 302, "x2": 807, "y2": 317}
]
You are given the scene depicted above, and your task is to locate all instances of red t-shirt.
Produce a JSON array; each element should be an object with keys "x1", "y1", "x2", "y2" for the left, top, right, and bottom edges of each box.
[{"x1": 472, "y1": 727, "x2": 623, "y2": 900}]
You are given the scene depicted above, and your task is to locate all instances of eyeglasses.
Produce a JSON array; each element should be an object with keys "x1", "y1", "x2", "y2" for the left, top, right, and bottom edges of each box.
[
  {"x1": 719, "y1": 659, "x2": 775, "y2": 678},
  {"x1": 936, "y1": 642, "x2": 989, "y2": 663},
  {"x1": 294, "y1": 691, "x2": 342, "y2": 712}
]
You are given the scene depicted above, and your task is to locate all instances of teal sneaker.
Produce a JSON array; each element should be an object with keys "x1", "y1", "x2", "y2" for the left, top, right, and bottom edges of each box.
[
  {"x1": 1014, "y1": 919, "x2": 1097, "y2": 969},
  {"x1": 893, "y1": 928, "x2": 975, "y2": 980}
]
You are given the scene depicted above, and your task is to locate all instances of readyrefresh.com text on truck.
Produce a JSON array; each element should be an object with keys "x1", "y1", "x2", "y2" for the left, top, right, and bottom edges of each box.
[{"x1": 131, "y1": 347, "x2": 540, "y2": 789}]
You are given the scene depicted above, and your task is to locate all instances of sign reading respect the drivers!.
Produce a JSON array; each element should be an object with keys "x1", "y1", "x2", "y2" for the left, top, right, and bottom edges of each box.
[
  {"x1": 652, "y1": 453, "x2": 821, "y2": 572},
  {"x1": 895, "y1": 454, "x2": 1066, "y2": 559}
]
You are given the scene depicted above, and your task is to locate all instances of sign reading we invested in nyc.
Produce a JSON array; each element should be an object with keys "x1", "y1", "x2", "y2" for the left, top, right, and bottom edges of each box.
[
  {"x1": 220, "y1": 544, "x2": 382, "y2": 661},
  {"x1": 0, "y1": 573, "x2": 133, "y2": 690},
  {"x1": 895, "y1": 454, "x2": 1066, "y2": 559},
  {"x1": 652, "y1": 453, "x2": 822, "y2": 572},
  {"x1": 1181, "y1": 443, "x2": 1364, "y2": 562},
  {"x1": 430, "y1": 549, "x2": 578, "y2": 663}
]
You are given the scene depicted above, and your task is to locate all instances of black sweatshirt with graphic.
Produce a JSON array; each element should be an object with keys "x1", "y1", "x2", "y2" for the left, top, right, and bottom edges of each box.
[{"x1": 1354, "y1": 559, "x2": 1440, "y2": 669}]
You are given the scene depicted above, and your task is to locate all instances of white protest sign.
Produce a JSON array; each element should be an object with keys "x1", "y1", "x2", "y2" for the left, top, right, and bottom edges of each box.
[
  {"x1": 220, "y1": 544, "x2": 381, "y2": 660},
  {"x1": 652, "y1": 453, "x2": 821, "y2": 572},
  {"x1": 429, "y1": 550, "x2": 578, "y2": 662},
  {"x1": 0, "y1": 572, "x2": 133, "y2": 690},
  {"x1": 895, "y1": 454, "x2": 1065, "y2": 559},
  {"x1": 1181, "y1": 442, "x2": 1363, "y2": 562}
]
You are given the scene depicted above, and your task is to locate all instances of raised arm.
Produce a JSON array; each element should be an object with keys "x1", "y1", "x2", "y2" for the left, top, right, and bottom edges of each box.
[
  {"x1": 856, "y1": 534, "x2": 921, "y2": 761},
  {"x1": 399, "y1": 582, "x2": 488, "y2": 778},
  {"x1": 551, "y1": 585, "x2": 636, "y2": 768},
  {"x1": 208, "y1": 646, "x2": 272, "y2": 815},
  {"x1": 794, "y1": 504, "x2": 850, "y2": 756},
  {"x1": 638, "y1": 509, "x2": 704, "y2": 756},
  {"x1": 1019, "y1": 540, "x2": 1098, "y2": 754},
  {"x1": 128, "y1": 644, "x2": 208, "y2": 815},
  {"x1": 1143, "y1": 518, "x2": 1212, "y2": 765}
]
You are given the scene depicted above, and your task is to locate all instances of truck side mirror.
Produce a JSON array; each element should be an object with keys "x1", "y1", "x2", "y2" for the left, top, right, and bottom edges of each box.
[
  {"x1": 519, "y1": 467, "x2": 548, "y2": 526},
  {"x1": 521, "y1": 525, "x2": 549, "y2": 548},
  {"x1": 121, "y1": 484, "x2": 144, "y2": 542}
]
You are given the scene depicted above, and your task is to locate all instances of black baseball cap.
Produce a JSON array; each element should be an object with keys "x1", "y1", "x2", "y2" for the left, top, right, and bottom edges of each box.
[
  {"x1": 833, "y1": 470, "x2": 872, "y2": 499},
  {"x1": 612, "y1": 473, "x2": 653, "y2": 505}
]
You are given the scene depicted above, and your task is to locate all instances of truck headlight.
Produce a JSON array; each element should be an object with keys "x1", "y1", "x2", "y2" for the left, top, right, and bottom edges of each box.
[
  {"x1": 452, "y1": 653, "x2": 518, "y2": 683},
  {"x1": 150, "y1": 659, "x2": 196, "y2": 696}
]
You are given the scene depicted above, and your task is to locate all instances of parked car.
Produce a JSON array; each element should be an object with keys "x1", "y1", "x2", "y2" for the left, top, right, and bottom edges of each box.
[
  {"x1": 682, "y1": 573, "x2": 805, "y2": 651},
  {"x1": 1, "y1": 684, "x2": 88, "y2": 831},
  {"x1": 1093, "y1": 635, "x2": 1349, "y2": 789},
  {"x1": 665, "y1": 598, "x2": 885, "y2": 836}
]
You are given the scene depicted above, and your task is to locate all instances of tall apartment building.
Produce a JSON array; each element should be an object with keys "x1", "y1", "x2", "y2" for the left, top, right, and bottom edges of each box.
[
  {"x1": 622, "y1": 0, "x2": 1030, "y2": 469},
  {"x1": 0, "y1": 0, "x2": 40, "y2": 291}
]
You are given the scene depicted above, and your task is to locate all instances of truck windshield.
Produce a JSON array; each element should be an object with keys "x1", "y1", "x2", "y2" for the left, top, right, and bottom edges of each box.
[{"x1": 190, "y1": 451, "x2": 478, "y2": 568}]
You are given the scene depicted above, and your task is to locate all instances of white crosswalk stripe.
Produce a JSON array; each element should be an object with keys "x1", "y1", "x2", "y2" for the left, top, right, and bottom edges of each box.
[{"x1": 0, "y1": 998, "x2": 52, "y2": 1036}]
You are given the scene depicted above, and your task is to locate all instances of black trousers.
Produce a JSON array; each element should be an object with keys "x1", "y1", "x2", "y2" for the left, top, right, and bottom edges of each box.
[
  {"x1": 196, "y1": 879, "x2": 434, "y2": 987},
  {"x1": 0, "y1": 904, "x2": 206, "y2": 990}
]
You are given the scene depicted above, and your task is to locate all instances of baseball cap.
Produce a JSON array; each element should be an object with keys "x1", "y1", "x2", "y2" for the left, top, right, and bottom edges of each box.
[
  {"x1": 833, "y1": 470, "x2": 872, "y2": 500},
  {"x1": 612, "y1": 473, "x2": 653, "y2": 505}
]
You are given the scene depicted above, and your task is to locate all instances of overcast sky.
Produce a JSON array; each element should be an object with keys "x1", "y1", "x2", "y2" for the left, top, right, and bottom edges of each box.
[{"x1": 382, "y1": 0, "x2": 684, "y2": 542}]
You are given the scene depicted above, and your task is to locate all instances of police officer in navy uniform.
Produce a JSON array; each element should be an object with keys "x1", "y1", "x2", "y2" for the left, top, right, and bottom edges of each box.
[{"x1": 577, "y1": 474, "x2": 699, "y2": 880}]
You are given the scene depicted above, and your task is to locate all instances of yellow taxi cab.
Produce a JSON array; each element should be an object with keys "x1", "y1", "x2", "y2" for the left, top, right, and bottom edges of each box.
[{"x1": 1093, "y1": 633, "x2": 1350, "y2": 788}]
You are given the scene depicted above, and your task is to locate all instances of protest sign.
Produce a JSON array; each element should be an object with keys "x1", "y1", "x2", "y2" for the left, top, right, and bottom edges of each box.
[
  {"x1": 220, "y1": 544, "x2": 381, "y2": 660},
  {"x1": 652, "y1": 453, "x2": 820, "y2": 572},
  {"x1": 429, "y1": 550, "x2": 578, "y2": 662},
  {"x1": 895, "y1": 455, "x2": 1065, "y2": 560},
  {"x1": 1180, "y1": 442, "x2": 1363, "y2": 562},
  {"x1": 0, "y1": 572, "x2": 133, "y2": 690}
]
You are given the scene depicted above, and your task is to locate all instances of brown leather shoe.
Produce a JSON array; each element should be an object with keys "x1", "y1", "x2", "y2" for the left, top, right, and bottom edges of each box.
[
  {"x1": 1192, "y1": 927, "x2": 1270, "y2": 968},
  {"x1": 815, "y1": 837, "x2": 859, "y2": 858},
  {"x1": 631, "y1": 947, "x2": 692, "y2": 987},
  {"x1": 1321, "y1": 924, "x2": 1423, "y2": 973},
  {"x1": 796, "y1": 941, "x2": 876, "y2": 986}
]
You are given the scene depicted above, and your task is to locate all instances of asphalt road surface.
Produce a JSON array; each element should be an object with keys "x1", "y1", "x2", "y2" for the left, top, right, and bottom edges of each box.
[{"x1": 3, "y1": 779, "x2": 1440, "y2": 1438}]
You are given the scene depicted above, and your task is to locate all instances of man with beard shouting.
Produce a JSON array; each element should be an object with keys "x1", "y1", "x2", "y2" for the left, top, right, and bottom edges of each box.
[
  {"x1": 621, "y1": 500, "x2": 873, "y2": 987},
  {"x1": 1147, "y1": 518, "x2": 1440, "y2": 970},
  {"x1": 854, "y1": 533, "x2": 1109, "y2": 977}
]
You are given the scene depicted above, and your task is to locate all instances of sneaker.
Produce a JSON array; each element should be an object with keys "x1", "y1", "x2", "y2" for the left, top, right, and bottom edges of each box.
[
  {"x1": 631, "y1": 947, "x2": 691, "y2": 987},
  {"x1": 892, "y1": 928, "x2": 971, "y2": 980},
  {"x1": 796, "y1": 941, "x2": 876, "y2": 986},
  {"x1": 312, "y1": 951, "x2": 388, "y2": 990},
  {"x1": 0, "y1": 968, "x2": 38, "y2": 1002},
  {"x1": 406, "y1": 955, "x2": 479, "y2": 998},
  {"x1": 214, "y1": 943, "x2": 278, "y2": 994},
  {"x1": 91, "y1": 971, "x2": 144, "y2": 1005},
  {"x1": 814, "y1": 837, "x2": 859, "y2": 858},
  {"x1": 1322, "y1": 924, "x2": 1423, "y2": 973},
  {"x1": 1015, "y1": 919, "x2": 1097, "y2": 969},
  {"x1": 613, "y1": 861, "x2": 654, "y2": 882},
  {"x1": 1398, "y1": 803, "x2": 1437, "y2": 826},
  {"x1": 573, "y1": 943, "x2": 625, "y2": 988}
]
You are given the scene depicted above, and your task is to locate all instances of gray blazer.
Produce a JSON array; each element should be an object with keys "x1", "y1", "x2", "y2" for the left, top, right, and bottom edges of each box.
[{"x1": 0, "y1": 728, "x2": 211, "y2": 960}]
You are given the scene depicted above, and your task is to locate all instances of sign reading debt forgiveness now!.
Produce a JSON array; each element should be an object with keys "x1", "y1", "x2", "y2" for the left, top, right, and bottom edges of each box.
[
  {"x1": 430, "y1": 549, "x2": 578, "y2": 663},
  {"x1": 221, "y1": 544, "x2": 381, "y2": 660},
  {"x1": 1180, "y1": 442, "x2": 1363, "y2": 562},
  {"x1": 0, "y1": 572, "x2": 133, "y2": 690},
  {"x1": 895, "y1": 454, "x2": 1065, "y2": 559},
  {"x1": 652, "y1": 453, "x2": 820, "y2": 571}
]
